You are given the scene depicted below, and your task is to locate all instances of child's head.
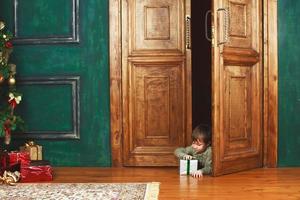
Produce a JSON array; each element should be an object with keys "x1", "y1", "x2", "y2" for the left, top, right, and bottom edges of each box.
[{"x1": 191, "y1": 124, "x2": 211, "y2": 153}]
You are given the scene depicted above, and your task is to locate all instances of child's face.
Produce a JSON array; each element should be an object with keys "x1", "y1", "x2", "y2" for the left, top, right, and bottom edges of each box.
[{"x1": 191, "y1": 138, "x2": 207, "y2": 154}]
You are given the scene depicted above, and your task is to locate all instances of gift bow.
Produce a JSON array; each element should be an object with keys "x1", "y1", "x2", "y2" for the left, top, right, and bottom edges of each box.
[
  {"x1": 0, "y1": 170, "x2": 20, "y2": 186},
  {"x1": 8, "y1": 93, "x2": 22, "y2": 104},
  {"x1": 8, "y1": 93, "x2": 22, "y2": 109},
  {"x1": 25, "y1": 141, "x2": 36, "y2": 147}
]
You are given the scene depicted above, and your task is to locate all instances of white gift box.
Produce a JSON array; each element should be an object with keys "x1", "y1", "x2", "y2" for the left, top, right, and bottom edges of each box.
[{"x1": 179, "y1": 159, "x2": 198, "y2": 175}]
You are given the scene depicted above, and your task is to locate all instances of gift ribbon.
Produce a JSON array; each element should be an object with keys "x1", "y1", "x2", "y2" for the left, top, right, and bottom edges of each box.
[{"x1": 187, "y1": 160, "x2": 190, "y2": 175}]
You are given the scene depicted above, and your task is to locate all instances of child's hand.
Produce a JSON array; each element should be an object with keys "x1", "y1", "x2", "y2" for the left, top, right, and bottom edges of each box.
[
  {"x1": 191, "y1": 170, "x2": 203, "y2": 178},
  {"x1": 183, "y1": 155, "x2": 193, "y2": 160}
]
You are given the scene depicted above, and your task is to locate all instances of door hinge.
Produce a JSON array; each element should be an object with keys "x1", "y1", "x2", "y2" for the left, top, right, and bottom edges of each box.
[
  {"x1": 186, "y1": 15, "x2": 191, "y2": 49},
  {"x1": 212, "y1": 25, "x2": 215, "y2": 46}
]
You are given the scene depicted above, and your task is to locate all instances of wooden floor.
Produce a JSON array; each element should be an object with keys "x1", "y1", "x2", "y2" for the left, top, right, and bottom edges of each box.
[{"x1": 53, "y1": 167, "x2": 300, "y2": 200}]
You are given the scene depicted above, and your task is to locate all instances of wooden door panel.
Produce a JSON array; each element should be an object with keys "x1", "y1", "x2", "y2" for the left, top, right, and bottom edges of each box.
[
  {"x1": 224, "y1": 66, "x2": 252, "y2": 153},
  {"x1": 213, "y1": 0, "x2": 263, "y2": 175},
  {"x1": 124, "y1": 61, "x2": 184, "y2": 165},
  {"x1": 222, "y1": 65, "x2": 260, "y2": 160},
  {"x1": 226, "y1": 0, "x2": 255, "y2": 49},
  {"x1": 133, "y1": 62, "x2": 184, "y2": 146},
  {"x1": 130, "y1": 0, "x2": 184, "y2": 55},
  {"x1": 123, "y1": 0, "x2": 188, "y2": 166}
]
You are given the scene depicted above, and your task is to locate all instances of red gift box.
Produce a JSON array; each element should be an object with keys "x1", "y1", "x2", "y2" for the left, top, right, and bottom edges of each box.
[
  {"x1": 0, "y1": 151, "x2": 9, "y2": 175},
  {"x1": 20, "y1": 164, "x2": 53, "y2": 182},
  {"x1": 8, "y1": 151, "x2": 30, "y2": 168}
]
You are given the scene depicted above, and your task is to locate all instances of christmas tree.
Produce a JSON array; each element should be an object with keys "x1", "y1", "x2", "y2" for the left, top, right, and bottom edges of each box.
[{"x1": 0, "y1": 20, "x2": 23, "y2": 145}]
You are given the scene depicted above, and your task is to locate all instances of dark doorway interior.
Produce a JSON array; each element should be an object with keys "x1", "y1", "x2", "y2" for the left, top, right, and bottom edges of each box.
[{"x1": 191, "y1": 0, "x2": 212, "y2": 129}]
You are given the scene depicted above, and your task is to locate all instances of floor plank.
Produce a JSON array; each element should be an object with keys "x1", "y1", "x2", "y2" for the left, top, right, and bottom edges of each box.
[{"x1": 52, "y1": 167, "x2": 300, "y2": 199}]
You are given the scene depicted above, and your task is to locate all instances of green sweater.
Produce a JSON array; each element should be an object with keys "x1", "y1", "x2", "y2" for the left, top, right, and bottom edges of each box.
[{"x1": 174, "y1": 146, "x2": 212, "y2": 175}]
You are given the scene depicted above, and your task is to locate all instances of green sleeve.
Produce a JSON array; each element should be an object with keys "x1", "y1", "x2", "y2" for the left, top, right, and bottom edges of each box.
[
  {"x1": 200, "y1": 147, "x2": 212, "y2": 175},
  {"x1": 174, "y1": 146, "x2": 194, "y2": 159}
]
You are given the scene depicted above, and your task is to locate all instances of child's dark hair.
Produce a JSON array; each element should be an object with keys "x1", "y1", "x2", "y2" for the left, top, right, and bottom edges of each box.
[{"x1": 192, "y1": 124, "x2": 212, "y2": 145}]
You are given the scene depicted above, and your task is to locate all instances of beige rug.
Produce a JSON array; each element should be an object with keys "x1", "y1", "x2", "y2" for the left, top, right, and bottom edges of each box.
[{"x1": 0, "y1": 182, "x2": 160, "y2": 200}]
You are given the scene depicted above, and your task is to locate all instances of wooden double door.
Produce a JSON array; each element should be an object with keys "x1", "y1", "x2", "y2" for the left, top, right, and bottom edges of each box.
[{"x1": 118, "y1": 0, "x2": 267, "y2": 175}]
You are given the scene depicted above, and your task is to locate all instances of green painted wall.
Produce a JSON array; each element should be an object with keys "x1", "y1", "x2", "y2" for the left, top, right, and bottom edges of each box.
[
  {"x1": 0, "y1": 0, "x2": 111, "y2": 166},
  {"x1": 278, "y1": 0, "x2": 300, "y2": 166}
]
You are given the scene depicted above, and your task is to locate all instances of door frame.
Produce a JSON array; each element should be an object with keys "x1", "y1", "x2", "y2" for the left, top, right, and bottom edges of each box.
[{"x1": 109, "y1": 0, "x2": 278, "y2": 167}]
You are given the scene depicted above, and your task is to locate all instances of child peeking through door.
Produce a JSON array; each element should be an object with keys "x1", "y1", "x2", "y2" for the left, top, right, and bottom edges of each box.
[{"x1": 174, "y1": 124, "x2": 212, "y2": 178}]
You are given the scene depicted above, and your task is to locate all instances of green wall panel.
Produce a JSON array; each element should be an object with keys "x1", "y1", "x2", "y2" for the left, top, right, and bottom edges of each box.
[
  {"x1": 278, "y1": 0, "x2": 300, "y2": 166},
  {"x1": 17, "y1": 84, "x2": 73, "y2": 131},
  {"x1": 0, "y1": 0, "x2": 111, "y2": 166},
  {"x1": 17, "y1": 0, "x2": 72, "y2": 37}
]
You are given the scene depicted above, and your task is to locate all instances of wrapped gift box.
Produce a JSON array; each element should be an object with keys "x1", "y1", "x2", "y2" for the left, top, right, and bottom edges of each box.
[
  {"x1": 1, "y1": 151, "x2": 30, "y2": 174},
  {"x1": 20, "y1": 141, "x2": 43, "y2": 160},
  {"x1": 179, "y1": 159, "x2": 198, "y2": 175},
  {"x1": 0, "y1": 151, "x2": 9, "y2": 175},
  {"x1": 8, "y1": 151, "x2": 30, "y2": 168},
  {"x1": 20, "y1": 160, "x2": 53, "y2": 182}
]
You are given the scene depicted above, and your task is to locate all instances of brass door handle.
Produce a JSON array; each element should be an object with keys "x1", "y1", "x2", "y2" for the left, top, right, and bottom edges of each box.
[{"x1": 205, "y1": 10, "x2": 212, "y2": 42}]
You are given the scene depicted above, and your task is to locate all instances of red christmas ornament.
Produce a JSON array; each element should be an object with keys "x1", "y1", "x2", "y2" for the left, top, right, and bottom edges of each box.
[{"x1": 5, "y1": 41, "x2": 13, "y2": 48}]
